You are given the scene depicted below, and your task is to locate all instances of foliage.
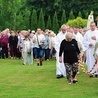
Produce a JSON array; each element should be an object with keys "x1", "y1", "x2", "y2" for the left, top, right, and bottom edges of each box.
[
  {"x1": 61, "y1": 10, "x2": 66, "y2": 25},
  {"x1": 66, "y1": 17, "x2": 87, "y2": 28},
  {"x1": 16, "y1": 12, "x2": 24, "y2": 30},
  {"x1": 78, "y1": 11, "x2": 82, "y2": 18},
  {"x1": 69, "y1": 11, "x2": 75, "y2": 20},
  {"x1": 46, "y1": 15, "x2": 52, "y2": 30},
  {"x1": 52, "y1": 12, "x2": 59, "y2": 34},
  {"x1": 0, "y1": 0, "x2": 22, "y2": 30},
  {"x1": 38, "y1": 9, "x2": 45, "y2": 30},
  {"x1": 84, "y1": 11, "x2": 89, "y2": 19},
  {"x1": 23, "y1": 9, "x2": 31, "y2": 30},
  {"x1": 0, "y1": 0, "x2": 98, "y2": 30},
  {"x1": 31, "y1": 9, "x2": 37, "y2": 30},
  {"x1": 25, "y1": 0, "x2": 98, "y2": 20}
]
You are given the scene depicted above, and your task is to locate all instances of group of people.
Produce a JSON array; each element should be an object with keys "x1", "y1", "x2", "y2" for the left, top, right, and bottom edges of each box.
[
  {"x1": 0, "y1": 28, "x2": 56, "y2": 65},
  {"x1": 55, "y1": 22, "x2": 98, "y2": 84},
  {"x1": 0, "y1": 21, "x2": 98, "y2": 85}
]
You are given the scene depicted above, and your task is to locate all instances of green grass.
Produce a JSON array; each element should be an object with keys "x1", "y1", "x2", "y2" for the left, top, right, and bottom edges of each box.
[{"x1": 0, "y1": 58, "x2": 98, "y2": 98}]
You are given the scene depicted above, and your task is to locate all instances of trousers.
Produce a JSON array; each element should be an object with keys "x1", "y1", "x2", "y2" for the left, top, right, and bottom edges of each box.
[{"x1": 64, "y1": 62, "x2": 78, "y2": 82}]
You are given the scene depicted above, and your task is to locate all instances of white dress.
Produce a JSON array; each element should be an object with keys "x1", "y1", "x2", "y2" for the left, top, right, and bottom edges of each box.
[{"x1": 23, "y1": 40, "x2": 33, "y2": 65}]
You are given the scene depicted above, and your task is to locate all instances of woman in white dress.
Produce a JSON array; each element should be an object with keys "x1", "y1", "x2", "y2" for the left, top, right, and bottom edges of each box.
[{"x1": 22, "y1": 34, "x2": 33, "y2": 65}]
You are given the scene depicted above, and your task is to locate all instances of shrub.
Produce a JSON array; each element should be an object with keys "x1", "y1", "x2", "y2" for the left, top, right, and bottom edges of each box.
[{"x1": 66, "y1": 17, "x2": 87, "y2": 28}]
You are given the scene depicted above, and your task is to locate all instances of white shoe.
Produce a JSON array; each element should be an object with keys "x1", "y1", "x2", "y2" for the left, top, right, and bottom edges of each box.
[
  {"x1": 68, "y1": 82, "x2": 71, "y2": 85},
  {"x1": 77, "y1": 71, "x2": 80, "y2": 74}
]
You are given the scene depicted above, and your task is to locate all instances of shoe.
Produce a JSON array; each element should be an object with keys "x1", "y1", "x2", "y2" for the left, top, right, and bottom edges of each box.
[
  {"x1": 40, "y1": 61, "x2": 42, "y2": 66},
  {"x1": 73, "y1": 80, "x2": 78, "y2": 83},
  {"x1": 47, "y1": 59, "x2": 49, "y2": 61},
  {"x1": 37, "y1": 63, "x2": 39, "y2": 66},
  {"x1": 68, "y1": 82, "x2": 71, "y2": 85},
  {"x1": 89, "y1": 74, "x2": 93, "y2": 78},
  {"x1": 23, "y1": 63, "x2": 26, "y2": 65},
  {"x1": 95, "y1": 74, "x2": 98, "y2": 78},
  {"x1": 77, "y1": 71, "x2": 80, "y2": 74},
  {"x1": 56, "y1": 75, "x2": 64, "y2": 79}
]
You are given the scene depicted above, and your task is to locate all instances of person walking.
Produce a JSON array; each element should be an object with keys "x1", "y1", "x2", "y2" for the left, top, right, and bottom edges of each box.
[
  {"x1": 59, "y1": 32, "x2": 80, "y2": 84},
  {"x1": 33, "y1": 28, "x2": 45, "y2": 66},
  {"x1": 54, "y1": 24, "x2": 67, "y2": 78},
  {"x1": 22, "y1": 34, "x2": 33, "y2": 65}
]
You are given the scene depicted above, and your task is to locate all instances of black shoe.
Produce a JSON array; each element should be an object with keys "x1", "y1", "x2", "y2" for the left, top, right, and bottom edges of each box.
[
  {"x1": 40, "y1": 61, "x2": 42, "y2": 66},
  {"x1": 37, "y1": 63, "x2": 39, "y2": 66},
  {"x1": 95, "y1": 74, "x2": 98, "y2": 78},
  {"x1": 73, "y1": 80, "x2": 78, "y2": 83},
  {"x1": 56, "y1": 75, "x2": 64, "y2": 79},
  {"x1": 89, "y1": 74, "x2": 93, "y2": 78}
]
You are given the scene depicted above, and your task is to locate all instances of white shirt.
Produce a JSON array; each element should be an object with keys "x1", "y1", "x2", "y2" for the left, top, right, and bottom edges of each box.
[{"x1": 33, "y1": 34, "x2": 45, "y2": 48}]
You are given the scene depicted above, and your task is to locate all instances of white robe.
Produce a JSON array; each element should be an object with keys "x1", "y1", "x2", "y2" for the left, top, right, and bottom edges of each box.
[
  {"x1": 74, "y1": 32, "x2": 85, "y2": 51},
  {"x1": 83, "y1": 30, "x2": 98, "y2": 72},
  {"x1": 54, "y1": 32, "x2": 66, "y2": 76}
]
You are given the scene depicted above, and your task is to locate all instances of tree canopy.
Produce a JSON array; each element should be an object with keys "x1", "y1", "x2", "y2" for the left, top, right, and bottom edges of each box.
[{"x1": 0, "y1": 0, "x2": 98, "y2": 30}]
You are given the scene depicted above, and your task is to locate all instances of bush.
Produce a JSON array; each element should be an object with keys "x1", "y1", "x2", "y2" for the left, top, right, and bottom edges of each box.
[{"x1": 66, "y1": 17, "x2": 87, "y2": 28}]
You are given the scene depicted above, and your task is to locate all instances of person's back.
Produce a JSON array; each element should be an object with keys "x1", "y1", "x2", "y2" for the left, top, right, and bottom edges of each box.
[{"x1": 1, "y1": 34, "x2": 9, "y2": 47}]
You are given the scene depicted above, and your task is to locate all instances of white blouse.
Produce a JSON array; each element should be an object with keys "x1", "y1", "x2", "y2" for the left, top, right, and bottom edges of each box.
[{"x1": 23, "y1": 40, "x2": 32, "y2": 52}]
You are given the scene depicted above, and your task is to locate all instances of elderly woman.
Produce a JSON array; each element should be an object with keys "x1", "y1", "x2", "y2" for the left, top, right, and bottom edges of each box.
[{"x1": 59, "y1": 32, "x2": 80, "y2": 84}]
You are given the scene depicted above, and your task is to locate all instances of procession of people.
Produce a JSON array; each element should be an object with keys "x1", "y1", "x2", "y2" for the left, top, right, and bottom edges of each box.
[{"x1": 0, "y1": 11, "x2": 98, "y2": 85}]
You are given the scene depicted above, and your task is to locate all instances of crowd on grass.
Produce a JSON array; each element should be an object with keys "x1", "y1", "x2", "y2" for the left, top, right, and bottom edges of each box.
[
  {"x1": 0, "y1": 28, "x2": 56, "y2": 64},
  {"x1": 0, "y1": 22, "x2": 98, "y2": 84}
]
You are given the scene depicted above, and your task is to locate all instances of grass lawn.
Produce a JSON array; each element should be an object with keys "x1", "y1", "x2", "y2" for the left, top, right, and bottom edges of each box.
[{"x1": 0, "y1": 58, "x2": 98, "y2": 98}]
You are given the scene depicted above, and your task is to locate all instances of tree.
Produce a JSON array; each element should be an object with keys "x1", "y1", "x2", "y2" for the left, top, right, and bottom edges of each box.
[
  {"x1": 46, "y1": 15, "x2": 52, "y2": 29},
  {"x1": 0, "y1": 0, "x2": 23, "y2": 30},
  {"x1": 69, "y1": 11, "x2": 75, "y2": 20},
  {"x1": 52, "y1": 12, "x2": 59, "y2": 34},
  {"x1": 78, "y1": 11, "x2": 82, "y2": 18},
  {"x1": 25, "y1": 0, "x2": 98, "y2": 23},
  {"x1": 84, "y1": 11, "x2": 89, "y2": 19},
  {"x1": 22, "y1": 9, "x2": 30, "y2": 30},
  {"x1": 0, "y1": 0, "x2": 98, "y2": 30},
  {"x1": 38, "y1": 9, "x2": 45, "y2": 30},
  {"x1": 61, "y1": 10, "x2": 66, "y2": 25},
  {"x1": 16, "y1": 12, "x2": 24, "y2": 30},
  {"x1": 31, "y1": 9, "x2": 37, "y2": 30}
]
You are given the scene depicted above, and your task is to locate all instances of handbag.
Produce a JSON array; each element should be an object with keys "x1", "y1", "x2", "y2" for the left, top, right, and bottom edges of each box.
[
  {"x1": 39, "y1": 43, "x2": 46, "y2": 49},
  {"x1": 36, "y1": 35, "x2": 46, "y2": 49}
]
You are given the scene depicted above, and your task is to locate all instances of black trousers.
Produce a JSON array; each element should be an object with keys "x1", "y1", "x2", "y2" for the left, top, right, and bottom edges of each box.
[{"x1": 1, "y1": 46, "x2": 8, "y2": 59}]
